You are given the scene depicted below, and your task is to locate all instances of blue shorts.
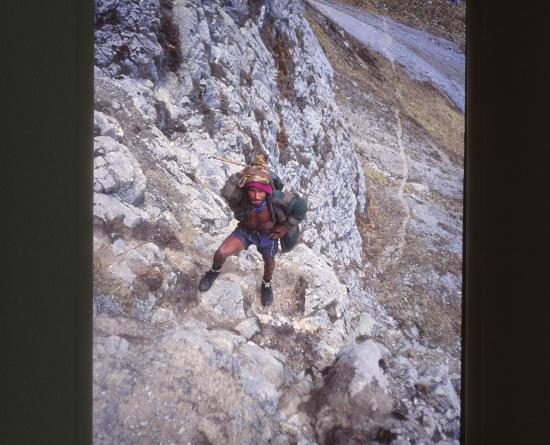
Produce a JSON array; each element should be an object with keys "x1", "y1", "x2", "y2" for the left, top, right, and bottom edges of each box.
[{"x1": 231, "y1": 226, "x2": 278, "y2": 259}]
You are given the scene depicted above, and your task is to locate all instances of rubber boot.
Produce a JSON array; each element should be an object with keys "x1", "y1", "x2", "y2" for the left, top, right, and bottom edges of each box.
[{"x1": 198, "y1": 268, "x2": 220, "y2": 292}]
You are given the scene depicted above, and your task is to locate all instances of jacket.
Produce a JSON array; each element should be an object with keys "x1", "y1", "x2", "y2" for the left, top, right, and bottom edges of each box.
[{"x1": 220, "y1": 173, "x2": 307, "y2": 252}]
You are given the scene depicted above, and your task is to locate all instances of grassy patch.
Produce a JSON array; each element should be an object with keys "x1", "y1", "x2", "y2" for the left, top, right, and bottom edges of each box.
[
  {"x1": 306, "y1": 6, "x2": 464, "y2": 162},
  {"x1": 131, "y1": 219, "x2": 184, "y2": 251},
  {"x1": 338, "y1": 0, "x2": 466, "y2": 50},
  {"x1": 253, "y1": 324, "x2": 321, "y2": 375},
  {"x1": 397, "y1": 78, "x2": 464, "y2": 161},
  {"x1": 93, "y1": 264, "x2": 133, "y2": 311},
  {"x1": 363, "y1": 166, "x2": 388, "y2": 186}
]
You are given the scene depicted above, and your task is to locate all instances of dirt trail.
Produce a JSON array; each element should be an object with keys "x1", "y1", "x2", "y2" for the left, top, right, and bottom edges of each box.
[
  {"x1": 305, "y1": 1, "x2": 464, "y2": 359},
  {"x1": 375, "y1": 17, "x2": 412, "y2": 272},
  {"x1": 307, "y1": 0, "x2": 465, "y2": 111}
]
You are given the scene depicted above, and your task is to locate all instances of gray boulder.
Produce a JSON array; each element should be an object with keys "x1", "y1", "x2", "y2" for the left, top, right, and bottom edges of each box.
[
  {"x1": 94, "y1": 136, "x2": 147, "y2": 205},
  {"x1": 200, "y1": 273, "x2": 247, "y2": 322}
]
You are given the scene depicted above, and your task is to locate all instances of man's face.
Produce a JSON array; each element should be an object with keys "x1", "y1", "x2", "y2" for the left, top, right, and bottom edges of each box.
[{"x1": 246, "y1": 187, "x2": 267, "y2": 206}]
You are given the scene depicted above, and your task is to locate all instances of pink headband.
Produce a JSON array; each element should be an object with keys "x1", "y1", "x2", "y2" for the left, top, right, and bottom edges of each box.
[{"x1": 246, "y1": 181, "x2": 273, "y2": 195}]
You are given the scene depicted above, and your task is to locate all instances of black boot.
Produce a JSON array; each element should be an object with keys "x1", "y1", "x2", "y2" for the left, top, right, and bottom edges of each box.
[
  {"x1": 261, "y1": 279, "x2": 273, "y2": 306},
  {"x1": 198, "y1": 268, "x2": 220, "y2": 292}
]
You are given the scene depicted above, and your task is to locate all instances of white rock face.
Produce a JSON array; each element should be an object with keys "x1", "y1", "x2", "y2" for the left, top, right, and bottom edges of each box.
[
  {"x1": 235, "y1": 317, "x2": 261, "y2": 339},
  {"x1": 94, "y1": 110, "x2": 124, "y2": 140},
  {"x1": 150, "y1": 307, "x2": 176, "y2": 326},
  {"x1": 93, "y1": 193, "x2": 148, "y2": 228},
  {"x1": 239, "y1": 342, "x2": 288, "y2": 415},
  {"x1": 337, "y1": 340, "x2": 390, "y2": 396},
  {"x1": 279, "y1": 244, "x2": 347, "y2": 316},
  {"x1": 352, "y1": 312, "x2": 379, "y2": 338},
  {"x1": 200, "y1": 274, "x2": 246, "y2": 322},
  {"x1": 93, "y1": 136, "x2": 147, "y2": 205},
  {"x1": 94, "y1": 321, "x2": 282, "y2": 444},
  {"x1": 96, "y1": 335, "x2": 130, "y2": 355}
]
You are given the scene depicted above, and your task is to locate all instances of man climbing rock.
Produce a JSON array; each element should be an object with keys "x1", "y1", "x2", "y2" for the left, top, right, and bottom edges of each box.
[{"x1": 198, "y1": 155, "x2": 307, "y2": 306}]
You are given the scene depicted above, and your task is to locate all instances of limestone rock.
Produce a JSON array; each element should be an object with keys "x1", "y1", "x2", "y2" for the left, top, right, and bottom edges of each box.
[
  {"x1": 94, "y1": 0, "x2": 163, "y2": 81},
  {"x1": 238, "y1": 341, "x2": 288, "y2": 415},
  {"x1": 311, "y1": 340, "x2": 394, "y2": 440},
  {"x1": 200, "y1": 274, "x2": 246, "y2": 322},
  {"x1": 150, "y1": 307, "x2": 176, "y2": 326},
  {"x1": 94, "y1": 110, "x2": 124, "y2": 140},
  {"x1": 94, "y1": 322, "x2": 280, "y2": 444},
  {"x1": 281, "y1": 244, "x2": 347, "y2": 317},
  {"x1": 94, "y1": 136, "x2": 147, "y2": 205},
  {"x1": 96, "y1": 335, "x2": 129, "y2": 355},
  {"x1": 352, "y1": 312, "x2": 379, "y2": 339},
  {"x1": 417, "y1": 365, "x2": 460, "y2": 417},
  {"x1": 93, "y1": 193, "x2": 148, "y2": 228},
  {"x1": 235, "y1": 317, "x2": 260, "y2": 339},
  {"x1": 271, "y1": 434, "x2": 291, "y2": 445},
  {"x1": 337, "y1": 340, "x2": 390, "y2": 397}
]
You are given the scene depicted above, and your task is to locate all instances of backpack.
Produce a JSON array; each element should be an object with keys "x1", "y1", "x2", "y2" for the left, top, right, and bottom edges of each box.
[
  {"x1": 280, "y1": 225, "x2": 301, "y2": 253},
  {"x1": 220, "y1": 165, "x2": 284, "y2": 208},
  {"x1": 237, "y1": 165, "x2": 275, "y2": 188},
  {"x1": 271, "y1": 190, "x2": 307, "y2": 253},
  {"x1": 220, "y1": 173, "x2": 244, "y2": 209}
]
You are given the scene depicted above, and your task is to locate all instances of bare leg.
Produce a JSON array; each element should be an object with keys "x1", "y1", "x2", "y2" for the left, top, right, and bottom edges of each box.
[
  {"x1": 199, "y1": 235, "x2": 246, "y2": 292},
  {"x1": 212, "y1": 235, "x2": 246, "y2": 270},
  {"x1": 262, "y1": 256, "x2": 276, "y2": 282}
]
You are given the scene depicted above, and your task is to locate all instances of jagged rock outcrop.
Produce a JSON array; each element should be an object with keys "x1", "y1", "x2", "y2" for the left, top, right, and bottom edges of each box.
[
  {"x1": 92, "y1": 1, "x2": 463, "y2": 444},
  {"x1": 94, "y1": 0, "x2": 366, "y2": 267}
]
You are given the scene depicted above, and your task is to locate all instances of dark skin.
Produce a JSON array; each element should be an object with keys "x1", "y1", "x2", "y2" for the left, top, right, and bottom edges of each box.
[{"x1": 212, "y1": 187, "x2": 289, "y2": 281}]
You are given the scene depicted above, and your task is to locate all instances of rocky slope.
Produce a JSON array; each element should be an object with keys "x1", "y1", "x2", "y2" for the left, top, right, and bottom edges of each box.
[{"x1": 93, "y1": 1, "x2": 463, "y2": 444}]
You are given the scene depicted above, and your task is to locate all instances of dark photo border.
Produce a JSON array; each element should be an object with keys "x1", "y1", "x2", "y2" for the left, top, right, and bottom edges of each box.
[
  {"x1": 3, "y1": 1, "x2": 93, "y2": 443},
  {"x1": 3, "y1": 1, "x2": 549, "y2": 444}
]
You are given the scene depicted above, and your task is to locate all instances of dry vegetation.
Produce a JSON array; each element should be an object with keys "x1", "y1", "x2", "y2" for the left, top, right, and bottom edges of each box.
[
  {"x1": 305, "y1": 5, "x2": 464, "y2": 357},
  {"x1": 339, "y1": 0, "x2": 466, "y2": 50},
  {"x1": 305, "y1": 6, "x2": 464, "y2": 160}
]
